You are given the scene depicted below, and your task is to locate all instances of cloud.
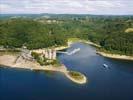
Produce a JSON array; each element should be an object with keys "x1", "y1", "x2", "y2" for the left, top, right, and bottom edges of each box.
[
  {"x1": 87, "y1": 1, "x2": 124, "y2": 8},
  {"x1": 0, "y1": 4, "x2": 11, "y2": 9},
  {"x1": 0, "y1": 0, "x2": 133, "y2": 15}
]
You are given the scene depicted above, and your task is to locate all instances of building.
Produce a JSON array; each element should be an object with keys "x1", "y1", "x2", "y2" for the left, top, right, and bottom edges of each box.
[
  {"x1": 21, "y1": 46, "x2": 34, "y2": 61},
  {"x1": 44, "y1": 49, "x2": 56, "y2": 60},
  {"x1": 32, "y1": 49, "x2": 56, "y2": 60}
]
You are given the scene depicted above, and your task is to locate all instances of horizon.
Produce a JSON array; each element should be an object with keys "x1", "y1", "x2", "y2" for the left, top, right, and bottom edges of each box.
[
  {"x1": 0, "y1": 0, "x2": 133, "y2": 15},
  {"x1": 1, "y1": 13, "x2": 133, "y2": 16}
]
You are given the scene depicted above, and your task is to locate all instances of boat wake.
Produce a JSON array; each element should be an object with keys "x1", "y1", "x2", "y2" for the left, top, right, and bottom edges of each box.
[{"x1": 57, "y1": 48, "x2": 80, "y2": 55}]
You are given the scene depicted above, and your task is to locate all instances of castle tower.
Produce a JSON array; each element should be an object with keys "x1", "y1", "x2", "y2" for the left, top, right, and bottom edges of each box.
[
  {"x1": 52, "y1": 49, "x2": 56, "y2": 60},
  {"x1": 44, "y1": 49, "x2": 56, "y2": 60},
  {"x1": 49, "y1": 49, "x2": 52, "y2": 59},
  {"x1": 45, "y1": 49, "x2": 49, "y2": 59}
]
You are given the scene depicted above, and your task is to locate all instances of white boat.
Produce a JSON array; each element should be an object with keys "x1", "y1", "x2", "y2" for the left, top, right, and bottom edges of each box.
[{"x1": 103, "y1": 64, "x2": 108, "y2": 68}]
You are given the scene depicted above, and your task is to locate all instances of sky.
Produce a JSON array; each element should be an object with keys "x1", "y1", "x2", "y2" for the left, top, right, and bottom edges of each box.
[{"x1": 0, "y1": 0, "x2": 133, "y2": 15}]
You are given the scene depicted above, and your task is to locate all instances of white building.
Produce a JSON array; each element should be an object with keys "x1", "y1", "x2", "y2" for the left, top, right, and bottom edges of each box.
[
  {"x1": 32, "y1": 49, "x2": 56, "y2": 60},
  {"x1": 51, "y1": 49, "x2": 56, "y2": 60},
  {"x1": 45, "y1": 49, "x2": 56, "y2": 60}
]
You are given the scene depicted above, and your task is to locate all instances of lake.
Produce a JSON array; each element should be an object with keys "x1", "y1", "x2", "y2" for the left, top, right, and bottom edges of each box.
[{"x1": 0, "y1": 42, "x2": 133, "y2": 100}]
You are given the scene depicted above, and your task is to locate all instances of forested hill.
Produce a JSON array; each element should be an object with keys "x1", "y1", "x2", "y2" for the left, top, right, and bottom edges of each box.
[
  {"x1": 0, "y1": 18, "x2": 67, "y2": 49},
  {"x1": 0, "y1": 14, "x2": 133, "y2": 55}
]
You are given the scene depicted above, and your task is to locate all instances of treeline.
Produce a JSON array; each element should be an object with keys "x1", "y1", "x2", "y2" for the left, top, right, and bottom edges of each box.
[
  {"x1": 0, "y1": 15, "x2": 133, "y2": 55},
  {"x1": 0, "y1": 19, "x2": 67, "y2": 49},
  {"x1": 100, "y1": 32, "x2": 133, "y2": 55},
  {"x1": 89, "y1": 17, "x2": 133, "y2": 55}
]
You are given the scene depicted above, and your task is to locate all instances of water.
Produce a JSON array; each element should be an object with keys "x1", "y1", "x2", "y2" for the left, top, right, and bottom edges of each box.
[{"x1": 0, "y1": 42, "x2": 133, "y2": 100}]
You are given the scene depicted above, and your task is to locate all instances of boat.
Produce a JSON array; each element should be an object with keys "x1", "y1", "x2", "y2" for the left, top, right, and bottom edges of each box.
[{"x1": 103, "y1": 64, "x2": 109, "y2": 68}]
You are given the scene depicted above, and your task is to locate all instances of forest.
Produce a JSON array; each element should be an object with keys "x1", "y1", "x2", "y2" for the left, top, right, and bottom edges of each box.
[{"x1": 0, "y1": 14, "x2": 133, "y2": 55}]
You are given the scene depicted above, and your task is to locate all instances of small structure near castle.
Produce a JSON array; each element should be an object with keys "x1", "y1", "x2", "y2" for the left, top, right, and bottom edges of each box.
[
  {"x1": 20, "y1": 46, "x2": 34, "y2": 61},
  {"x1": 15, "y1": 46, "x2": 34, "y2": 64}
]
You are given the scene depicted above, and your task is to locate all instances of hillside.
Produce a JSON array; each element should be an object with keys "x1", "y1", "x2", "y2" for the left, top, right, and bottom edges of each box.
[{"x1": 0, "y1": 14, "x2": 133, "y2": 55}]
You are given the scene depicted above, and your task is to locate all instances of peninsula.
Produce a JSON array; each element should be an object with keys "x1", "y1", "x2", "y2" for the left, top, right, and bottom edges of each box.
[{"x1": 0, "y1": 45, "x2": 87, "y2": 84}]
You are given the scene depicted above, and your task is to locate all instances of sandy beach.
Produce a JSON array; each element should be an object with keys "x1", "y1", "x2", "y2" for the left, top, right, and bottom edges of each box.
[
  {"x1": 97, "y1": 51, "x2": 133, "y2": 61},
  {"x1": 68, "y1": 38, "x2": 101, "y2": 48},
  {"x1": 65, "y1": 72, "x2": 87, "y2": 84}
]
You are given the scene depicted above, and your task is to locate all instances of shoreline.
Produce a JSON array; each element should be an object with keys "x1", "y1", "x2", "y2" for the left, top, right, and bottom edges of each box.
[
  {"x1": 68, "y1": 38, "x2": 101, "y2": 48},
  {"x1": 68, "y1": 38, "x2": 133, "y2": 61},
  {"x1": 97, "y1": 51, "x2": 133, "y2": 61},
  {"x1": 1, "y1": 38, "x2": 132, "y2": 85},
  {"x1": 1, "y1": 38, "x2": 133, "y2": 61},
  {"x1": 0, "y1": 54, "x2": 87, "y2": 84}
]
